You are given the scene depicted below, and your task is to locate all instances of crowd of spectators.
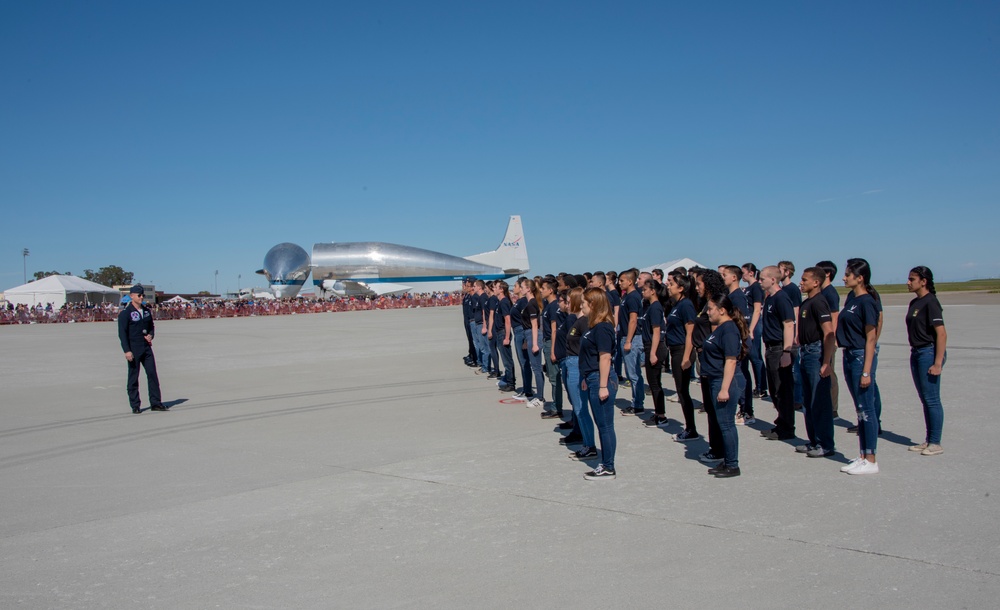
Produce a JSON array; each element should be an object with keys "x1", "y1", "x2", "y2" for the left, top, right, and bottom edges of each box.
[{"x1": 0, "y1": 292, "x2": 462, "y2": 325}]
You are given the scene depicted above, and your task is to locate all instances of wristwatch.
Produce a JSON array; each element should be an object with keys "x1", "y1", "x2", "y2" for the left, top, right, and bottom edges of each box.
[{"x1": 862, "y1": 372, "x2": 870, "y2": 378}]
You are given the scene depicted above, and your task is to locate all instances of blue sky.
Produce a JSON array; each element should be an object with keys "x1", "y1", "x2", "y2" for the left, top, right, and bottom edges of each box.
[{"x1": 2, "y1": 1, "x2": 998, "y2": 294}]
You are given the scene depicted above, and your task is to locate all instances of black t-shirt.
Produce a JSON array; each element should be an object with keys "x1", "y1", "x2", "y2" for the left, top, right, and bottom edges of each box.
[
  {"x1": 567, "y1": 315, "x2": 588, "y2": 357},
  {"x1": 472, "y1": 292, "x2": 484, "y2": 324},
  {"x1": 524, "y1": 299, "x2": 541, "y2": 335},
  {"x1": 837, "y1": 292, "x2": 879, "y2": 349},
  {"x1": 665, "y1": 298, "x2": 696, "y2": 346},
  {"x1": 821, "y1": 285, "x2": 840, "y2": 313},
  {"x1": 641, "y1": 300, "x2": 665, "y2": 347},
  {"x1": 463, "y1": 293, "x2": 474, "y2": 322},
  {"x1": 762, "y1": 290, "x2": 795, "y2": 343},
  {"x1": 729, "y1": 288, "x2": 751, "y2": 325},
  {"x1": 799, "y1": 294, "x2": 832, "y2": 345},
  {"x1": 542, "y1": 299, "x2": 560, "y2": 342},
  {"x1": 511, "y1": 296, "x2": 526, "y2": 330},
  {"x1": 745, "y1": 282, "x2": 764, "y2": 308},
  {"x1": 692, "y1": 306, "x2": 712, "y2": 350},
  {"x1": 579, "y1": 321, "x2": 616, "y2": 376},
  {"x1": 555, "y1": 313, "x2": 576, "y2": 360},
  {"x1": 494, "y1": 297, "x2": 511, "y2": 334},
  {"x1": 487, "y1": 295, "x2": 499, "y2": 327},
  {"x1": 906, "y1": 293, "x2": 944, "y2": 348},
  {"x1": 619, "y1": 289, "x2": 642, "y2": 336},
  {"x1": 701, "y1": 320, "x2": 742, "y2": 378},
  {"x1": 782, "y1": 282, "x2": 803, "y2": 308}
]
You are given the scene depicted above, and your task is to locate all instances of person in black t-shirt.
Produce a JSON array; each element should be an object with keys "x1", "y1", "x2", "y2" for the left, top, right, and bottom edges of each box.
[
  {"x1": 741, "y1": 263, "x2": 767, "y2": 398},
  {"x1": 779, "y1": 261, "x2": 804, "y2": 409},
  {"x1": 905, "y1": 266, "x2": 947, "y2": 455},
  {"x1": 640, "y1": 279, "x2": 670, "y2": 427},
  {"x1": 723, "y1": 265, "x2": 755, "y2": 424},
  {"x1": 759, "y1": 266, "x2": 797, "y2": 441},
  {"x1": 797, "y1": 268, "x2": 837, "y2": 457},
  {"x1": 495, "y1": 281, "x2": 516, "y2": 392},
  {"x1": 816, "y1": 260, "x2": 841, "y2": 417}
]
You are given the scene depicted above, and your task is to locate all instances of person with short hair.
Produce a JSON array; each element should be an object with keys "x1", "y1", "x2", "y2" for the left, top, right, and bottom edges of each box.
[
  {"x1": 741, "y1": 263, "x2": 767, "y2": 399},
  {"x1": 118, "y1": 285, "x2": 165, "y2": 413},
  {"x1": 524, "y1": 280, "x2": 547, "y2": 409},
  {"x1": 723, "y1": 265, "x2": 754, "y2": 425},
  {"x1": 816, "y1": 260, "x2": 841, "y2": 417},
  {"x1": 540, "y1": 278, "x2": 564, "y2": 418},
  {"x1": 666, "y1": 270, "x2": 699, "y2": 441},
  {"x1": 640, "y1": 279, "x2": 670, "y2": 427},
  {"x1": 495, "y1": 281, "x2": 516, "y2": 392},
  {"x1": 796, "y1": 268, "x2": 837, "y2": 458},
  {"x1": 905, "y1": 266, "x2": 947, "y2": 456},
  {"x1": 760, "y1": 266, "x2": 797, "y2": 441},
  {"x1": 617, "y1": 269, "x2": 646, "y2": 415}
]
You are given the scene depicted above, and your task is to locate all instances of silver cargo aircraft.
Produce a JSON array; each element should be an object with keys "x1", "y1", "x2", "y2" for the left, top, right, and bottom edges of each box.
[{"x1": 257, "y1": 215, "x2": 530, "y2": 298}]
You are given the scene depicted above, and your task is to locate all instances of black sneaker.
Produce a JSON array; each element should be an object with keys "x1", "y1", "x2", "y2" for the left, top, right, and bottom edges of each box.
[
  {"x1": 707, "y1": 462, "x2": 728, "y2": 475},
  {"x1": 713, "y1": 465, "x2": 741, "y2": 478},
  {"x1": 150, "y1": 405, "x2": 167, "y2": 412},
  {"x1": 557, "y1": 421, "x2": 574, "y2": 430},
  {"x1": 131, "y1": 407, "x2": 141, "y2": 414},
  {"x1": 569, "y1": 446, "x2": 598, "y2": 460},
  {"x1": 540, "y1": 411, "x2": 561, "y2": 419},
  {"x1": 847, "y1": 425, "x2": 859, "y2": 433},
  {"x1": 559, "y1": 434, "x2": 583, "y2": 445},
  {"x1": 699, "y1": 451, "x2": 724, "y2": 465},
  {"x1": 673, "y1": 429, "x2": 699, "y2": 442},
  {"x1": 497, "y1": 384, "x2": 515, "y2": 392},
  {"x1": 583, "y1": 464, "x2": 616, "y2": 480},
  {"x1": 752, "y1": 389, "x2": 761, "y2": 399},
  {"x1": 487, "y1": 372, "x2": 499, "y2": 379},
  {"x1": 644, "y1": 416, "x2": 669, "y2": 427}
]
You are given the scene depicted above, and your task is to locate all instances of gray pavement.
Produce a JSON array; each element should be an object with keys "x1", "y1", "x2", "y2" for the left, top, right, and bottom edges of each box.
[{"x1": 1, "y1": 301, "x2": 999, "y2": 608}]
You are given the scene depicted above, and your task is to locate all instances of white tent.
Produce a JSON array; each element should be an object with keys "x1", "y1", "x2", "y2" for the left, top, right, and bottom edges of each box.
[
  {"x1": 3, "y1": 275, "x2": 122, "y2": 308},
  {"x1": 164, "y1": 295, "x2": 192, "y2": 304},
  {"x1": 641, "y1": 258, "x2": 706, "y2": 275}
]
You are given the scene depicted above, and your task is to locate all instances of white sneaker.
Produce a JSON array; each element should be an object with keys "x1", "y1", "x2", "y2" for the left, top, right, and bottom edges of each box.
[
  {"x1": 840, "y1": 457, "x2": 865, "y2": 473},
  {"x1": 527, "y1": 398, "x2": 544, "y2": 409},
  {"x1": 512, "y1": 392, "x2": 527, "y2": 402},
  {"x1": 847, "y1": 459, "x2": 879, "y2": 475},
  {"x1": 666, "y1": 394, "x2": 679, "y2": 402}
]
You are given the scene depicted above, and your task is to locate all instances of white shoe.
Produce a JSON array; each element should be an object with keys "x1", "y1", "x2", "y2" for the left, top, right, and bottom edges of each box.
[
  {"x1": 527, "y1": 398, "x2": 544, "y2": 409},
  {"x1": 666, "y1": 394, "x2": 679, "y2": 402},
  {"x1": 512, "y1": 392, "x2": 527, "y2": 402},
  {"x1": 847, "y1": 459, "x2": 879, "y2": 475},
  {"x1": 840, "y1": 457, "x2": 865, "y2": 473}
]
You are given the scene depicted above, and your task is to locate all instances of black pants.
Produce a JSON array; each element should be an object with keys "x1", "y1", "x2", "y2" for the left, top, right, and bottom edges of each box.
[
  {"x1": 739, "y1": 356, "x2": 754, "y2": 417},
  {"x1": 127, "y1": 349, "x2": 161, "y2": 410},
  {"x1": 701, "y1": 370, "x2": 724, "y2": 457},
  {"x1": 764, "y1": 345, "x2": 796, "y2": 437},
  {"x1": 464, "y1": 317, "x2": 477, "y2": 363},
  {"x1": 669, "y1": 344, "x2": 697, "y2": 434},
  {"x1": 644, "y1": 342, "x2": 667, "y2": 416}
]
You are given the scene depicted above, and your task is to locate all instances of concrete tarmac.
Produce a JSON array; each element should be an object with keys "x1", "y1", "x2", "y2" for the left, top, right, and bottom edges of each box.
[{"x1": 1, "y1": 300, "x2": 999, "y2": 608}]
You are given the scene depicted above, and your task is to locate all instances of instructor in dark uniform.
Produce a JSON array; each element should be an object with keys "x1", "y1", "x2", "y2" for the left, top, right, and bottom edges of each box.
[{"x1": 118, "y1": 285, "x2": 165, "y2": 413}]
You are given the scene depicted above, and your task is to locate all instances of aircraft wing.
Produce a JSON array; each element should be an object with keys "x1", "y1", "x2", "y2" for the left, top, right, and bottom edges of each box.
[{"x1": 366, "y1": 282, "x2": 412, "y2": 296}]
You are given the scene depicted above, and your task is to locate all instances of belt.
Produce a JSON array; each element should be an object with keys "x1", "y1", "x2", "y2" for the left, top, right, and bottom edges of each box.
[{"x1": 764, "y1": 340, "x2": 783, "y2": 348}]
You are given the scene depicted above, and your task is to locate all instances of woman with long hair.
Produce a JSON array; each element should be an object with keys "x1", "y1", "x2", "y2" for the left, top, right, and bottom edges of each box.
[
  {"x1": 702, "y1": 293, "x2": 749, "y2": 478},
  {"x1": 666, "y1": 271, "x2": 699, "y2": 441},
  {"x1": 577, "y1": 288, "x2": 619, "y2": 480},
  {"x1": 837, "y1": 258, "x2": 880, "y2": 475},
  {"x1": 690, "y1": 267, "x2": 728, "y2": 462},
  {"x1": 905, "y1": 266, "x2": 947, "y2": 456},
  {"x1": 523, "y1": 279, "x2": 547, "y2": 409},
  {"x1": 560, "y1": 288, "x2": 597, "y2": 457},
  {"x1": 494, "y1": 281, "x2": 516, "y2": 392}
]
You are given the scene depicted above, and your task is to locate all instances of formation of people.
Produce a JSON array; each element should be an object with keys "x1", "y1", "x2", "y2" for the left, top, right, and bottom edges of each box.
[{"x1": 460, "y1": 261, "x2": 948, "y2": 480}]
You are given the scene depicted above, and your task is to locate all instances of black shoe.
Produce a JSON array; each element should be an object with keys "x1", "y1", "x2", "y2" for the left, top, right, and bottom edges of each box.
[
  {"x1": 150, "y1": 405, "x2": 167, "y2": 412},
  {"x1": 131, "y1": 407, "x2": 141, "y2": 414},
  {"x1": 644, "y1": 386, "x2": 652, "y2": 395},
  {"x1": 569, "y1": 446, "x2": 598, "y2": 460},
  {"x1": 794, "y1": 403, "x2": 804, "y2": 411},
  {"x1": 752, "y1": 389, "x2": 761, "y2": 399},
  {"x1": 713, "y1": 466, "x2": 741, "y2": 478},
  {"x1": 487, "y1": 372, "x2": 499, "y2": 379},
  {"x1": 498, "y1": 384, "x2": 515, "y2": 392},
  {"x1": 559, "y1": 434, "x2": 583, "y2": 445},
  {"x1": 707, "y1": 462, "x2": 728, "y2": 475},
  {"x1": 763, "y1": 430, "x2": 795, "y2": 441},
  {"x1": 540, "y1": 411, "x2": 561, "y2": 419},
  {"x1": 557, "y1": 421, "x2": 574, "y2": 430},
  {"x1": 644, "y1": 416, "x2": 669, "y2": 428},
  {"x1": 847, "y1": 425, "x2": 859, "y2": 433},
  {"x1": 620, "y1": 407, "x2": 644, "y2": 416}
]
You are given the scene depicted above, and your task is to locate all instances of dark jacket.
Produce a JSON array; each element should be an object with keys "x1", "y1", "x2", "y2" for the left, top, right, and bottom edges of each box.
[{"x1": 118, "y1": 303, "x2": 155, "y2": 354}]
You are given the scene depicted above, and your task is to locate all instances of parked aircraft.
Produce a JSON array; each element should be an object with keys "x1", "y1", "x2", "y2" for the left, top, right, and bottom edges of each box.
[{"x1": 257, "y1": 215, "x2": 529, "y2": 298}]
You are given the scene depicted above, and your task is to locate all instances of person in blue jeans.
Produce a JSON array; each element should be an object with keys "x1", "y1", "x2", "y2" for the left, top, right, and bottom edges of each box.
[
  {"x1": 796, "y1": 268, "x2": 838, "y2": 457},
  {"x1": 905, "y1": 266, "x2": 947, "y2": 456},
  {"x1": 617, "y1": 270, "x2": 645, "y2": 414},
  {"x1": 702, "y1": 293, "x2": 749, "y2": 478},
  {"x1": 578, "y1": 288, "x2": 619, "y2": 481},
  {"x1": 837, "y1": 258, "x2": 881, "y2": 475},
  {"x1": 561, "y1": 288, "x2": 597, "y2": 454}
]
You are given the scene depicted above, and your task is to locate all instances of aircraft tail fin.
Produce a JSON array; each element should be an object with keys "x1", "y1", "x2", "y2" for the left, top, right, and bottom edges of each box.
[{"x1": 464, "y1": 215, "x2": 530, "y2": 276}]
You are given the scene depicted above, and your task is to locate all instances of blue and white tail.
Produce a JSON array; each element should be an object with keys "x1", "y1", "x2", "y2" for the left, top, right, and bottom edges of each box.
[{"x1": 464, "y1": 215, "x2": 530, "y2": 276}]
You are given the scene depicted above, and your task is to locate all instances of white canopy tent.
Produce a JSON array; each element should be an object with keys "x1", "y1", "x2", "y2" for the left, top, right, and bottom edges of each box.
[
  {"x1": 3, "y1": 275, "x2": 122, "y2": 308},
  {"x1": 641, "y1": 258, "x2": 706, "y2": 275},
  {"x1": 163, "y1": 295, "x2": 192, "y2": 304}
]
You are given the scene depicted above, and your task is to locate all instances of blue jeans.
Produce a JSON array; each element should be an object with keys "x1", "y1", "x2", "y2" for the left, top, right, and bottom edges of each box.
[
  {"x1": 585, "y1": 371, "x2": 619, "y2": 470},
  {"x1": 843, "y1": 348, "x2": 878, "y2": 455},
  {"x1": 488, "y1": 333, "x2": 500, "y2": 374},
  {"x1": 620, "y1": 335, "x2": 645, "y2": 409},
  {"x1": 708, "y1": 373, "x2": 743, "y2": 469},
  {"x1": 526, "y1": 331, "x2": 545, "y2": 402},
  {"x1": 563, "y1": 356, "x2": 595, "y2": 448},
  {"x1": 873, "y1": 344, "x2": 882, "y2": 427},
  {"x1": 543, "y1": 339, "x2": 563, "y2": 412},
  {"x1": 792, "y1": 347, "x2": 803, "y2": 405},
  {"x1": 470, "y1": 321, "x2": 489, "y2": 373},
  {"x1": 749, "y1": 323, "x2": 766, "y2": 393},
  {"x1": 498, "y1": 335, "x2": 515, "y2": 386},
  {"x1": 800, "y1": 341, "x2": 834, "y2": 451},
  {"x1": 512, "y1": 327, "x2": 527, "y2": 391},
  {"x1": 910, "y1": 346, "x2": 945, "y2": 444}
]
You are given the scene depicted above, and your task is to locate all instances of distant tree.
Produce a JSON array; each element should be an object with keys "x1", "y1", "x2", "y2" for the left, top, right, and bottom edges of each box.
[
  {"x1": 83, "y1": 265, "x2": 134, "y2": 287},
  {"x1": 32, "y1": 270, "x2": 73, "y2": 281},
  {"x1": 197, "y1": 290, "x2": 212, "y2": 296}
]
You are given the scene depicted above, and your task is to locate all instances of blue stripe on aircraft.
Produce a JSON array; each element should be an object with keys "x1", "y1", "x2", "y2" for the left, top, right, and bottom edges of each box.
[
  {"x1": 311, "y1": 274, "x2": 512, "y2": 287},
  {"x1": 269, "y1": 280, "x2": 306, "y2": 286}
]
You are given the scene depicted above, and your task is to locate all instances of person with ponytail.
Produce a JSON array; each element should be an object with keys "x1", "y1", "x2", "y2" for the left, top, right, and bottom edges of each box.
[
  {"x1": 837, "y1": 258, "x2": 880, "y2": 475},
  {"x1": 578, "y1": 288, "x2": 619, "y2": 480},
  {"x1": 666, "y1": 270, "x2": 700, "y2": 441},
  {"x1": 701, "y1": 293, "x2": 749, "y2": 478},
  {"x1": 905, "y1": 266, "x2": 947, "y2": 456},
  {"x1": 523, "y1": 279, "x2": 547, "y2": 409},
  {"x1": 494, "y1": 281, "x2": 516, "y2": 392},
  {"x1": 640, "y1": 279, "x2": 670, "y2": 427},
  {"x1": 690, "y1": 267, "x2": 729, "y2": 461}
]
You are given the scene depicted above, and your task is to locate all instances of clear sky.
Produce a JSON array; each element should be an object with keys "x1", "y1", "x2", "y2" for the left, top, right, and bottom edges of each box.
[{"x1": 2, "y1": 1, "x2": 998, "y2": 294}]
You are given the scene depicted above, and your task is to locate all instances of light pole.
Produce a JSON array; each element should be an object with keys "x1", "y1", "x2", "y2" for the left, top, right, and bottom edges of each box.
[
  {"x1": 238, "y1": 273, "x2": 241, "y2": 293},
  {"x1": 22, "y1": 248, "x2": 29, "y2": 283},
  {"x1": 215, "y1": 270, "x2": 218, "y2": 296}
]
